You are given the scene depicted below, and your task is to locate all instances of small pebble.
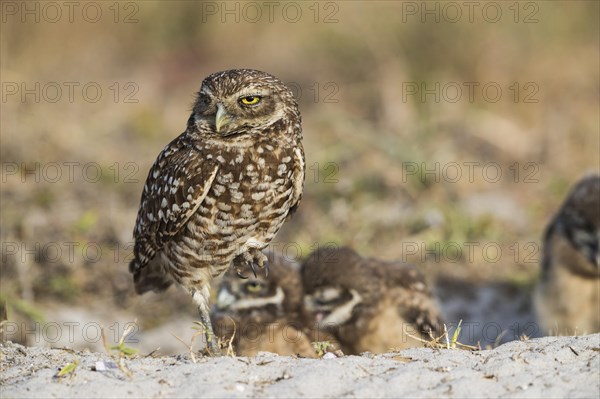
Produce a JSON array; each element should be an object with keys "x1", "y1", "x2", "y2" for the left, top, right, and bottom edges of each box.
[
  {"x1": 235, "y1": 384, "x2": 245, "y2": 392},
  {"x1": 94, "y1": 361, "x2": 107, "y2": 371},
  {"x1": 92, "y1": 361, "x2": 118, "y2": 371}
]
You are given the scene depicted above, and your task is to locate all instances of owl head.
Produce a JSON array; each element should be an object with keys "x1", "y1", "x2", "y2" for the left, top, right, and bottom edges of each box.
[
  {"x1": 543, "y1": 174, "x2": 600, "y2": 277},
  {"x1": 301, "y1": 246, "x2": 381, "y2": 330},
  {"x1": 190, "y1": 69, "x2": 300, "y2": 138},
  {"x1": 213, "y1": 251, "x2": 304, "y2": 322},
  {"x1": 564, "y1": 174, "x2": 600, "y2": 231}
]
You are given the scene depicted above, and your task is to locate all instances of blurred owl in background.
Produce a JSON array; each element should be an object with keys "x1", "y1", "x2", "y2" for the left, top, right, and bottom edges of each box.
[
  {"x1": 211, "y1": 252, "x2": 319, "y2": 357},
  {"x1": 535, "y1": 174, "x2": 600, "y2": 335},
  {"x1": 302, "y1": 246, "x2": 444, "y2": 355}
]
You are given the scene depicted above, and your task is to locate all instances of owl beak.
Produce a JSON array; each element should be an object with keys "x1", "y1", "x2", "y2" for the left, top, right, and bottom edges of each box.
[{"x1": 215, "y1": 104, "x2": 233, "y2": 134}]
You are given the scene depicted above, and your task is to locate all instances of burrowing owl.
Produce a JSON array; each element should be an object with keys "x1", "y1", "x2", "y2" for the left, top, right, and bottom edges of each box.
[
  {"x1": 129, "y1": 69, "x2": 304, "y2": 354},
  {"x1": 535, "y1": 174, "x2": 600, "y2": 335},
  {"x1": 302, "y1": 246, "x2": 444, "y2": 354},
  {"x1": 211, "y1": 251, "x2": 317, "y2": 357}
]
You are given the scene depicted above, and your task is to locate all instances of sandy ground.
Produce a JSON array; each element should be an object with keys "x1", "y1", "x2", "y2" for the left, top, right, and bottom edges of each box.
[{"x1": 1, "y1": 334, "x2": 598, "y2": 398}]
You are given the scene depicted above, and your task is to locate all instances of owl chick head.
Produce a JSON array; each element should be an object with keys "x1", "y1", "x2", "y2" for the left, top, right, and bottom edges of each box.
[
  {"x1": 544, "y1": 173, "x2": 600, "y2": 276},
  {"x1": 564, "y1": 174, "x2": 600, "y2": 230},
  {"x1": 301, "y1": 246, "x2": 381, "y2": 330},
  {"x1": 190, "y1": 69, "x2": 300, "y2": 138},
  {"x1": 213, "y1": 251, "x2": 303, "y2": 321}
]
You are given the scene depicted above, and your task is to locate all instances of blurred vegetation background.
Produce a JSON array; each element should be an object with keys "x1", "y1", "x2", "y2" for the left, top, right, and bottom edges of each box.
[{"x1": 1, "y1": 1, "x2": 598, "y2": 350}]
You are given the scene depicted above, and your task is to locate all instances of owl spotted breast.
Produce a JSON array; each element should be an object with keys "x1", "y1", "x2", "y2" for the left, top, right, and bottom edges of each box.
[{"x1": 129, "y1": 69, "x2": 305, "y2": 355}]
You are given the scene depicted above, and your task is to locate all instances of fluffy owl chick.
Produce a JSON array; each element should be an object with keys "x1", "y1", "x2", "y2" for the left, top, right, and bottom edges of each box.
[
  {"x1": 535, "y1": 174, "x2": 600, "y2": 335},
  {"x1": 302, "y1": 246, "x2": 444, "y2": 354},
  {"x1": 211, "y1": 252, "x2": 316, "y2": 357},
  {"x1": 129, "y1": 70, "x2": 305, "y2": 355}
]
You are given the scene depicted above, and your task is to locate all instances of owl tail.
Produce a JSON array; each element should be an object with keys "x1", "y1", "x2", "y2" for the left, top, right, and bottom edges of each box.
[{"x1": 129, "y1": 256, "x2": 173, "y2": 295}]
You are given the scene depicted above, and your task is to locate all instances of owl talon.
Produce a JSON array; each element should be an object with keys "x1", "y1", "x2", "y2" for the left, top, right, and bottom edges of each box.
[
  {"x1": 249, "y1": 262, "x2": 258, "y2": 278},
  {"x1": 236, "y1": 268, "x2": 250, "y2": 279}
]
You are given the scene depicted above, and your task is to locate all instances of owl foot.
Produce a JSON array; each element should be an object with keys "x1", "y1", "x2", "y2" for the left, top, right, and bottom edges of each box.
[{"x1": 233, "y1": 249, "x2": 269, "y2": 279}]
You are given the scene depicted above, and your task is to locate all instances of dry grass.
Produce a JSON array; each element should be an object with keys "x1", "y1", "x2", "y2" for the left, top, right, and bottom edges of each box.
[
  {"x1": 100, "y1": 323, "x2": 138, "y2": 378},
  {"x1": 404, "y1": 321, "x2": 481, "y2": 352}
]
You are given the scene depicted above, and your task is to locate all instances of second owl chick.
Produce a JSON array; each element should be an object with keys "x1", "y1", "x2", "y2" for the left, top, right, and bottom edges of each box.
[
  {"x1": 535, "y1": 174, "x2": 600, "y2": 335},
  {"x1": 211, "y1": 252, "x2": 316, "y2": 357},
  {"x1": 302, "y1": 246, "x2": 444, "y2": 354}
]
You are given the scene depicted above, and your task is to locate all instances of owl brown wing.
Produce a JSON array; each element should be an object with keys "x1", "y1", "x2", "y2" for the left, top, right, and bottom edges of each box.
[
  {"x1": 287, "y1": 144, "x2": 305, "y2": 215},
  {"x1": 131, "y1": 134, "x2": 219, "y2": 272},
  {"x1": 382, "y1": 262, "x2": 445, "y2": 337},
  {"x1": 397, "y1": 287, "x2": 445, "y2": 339}
]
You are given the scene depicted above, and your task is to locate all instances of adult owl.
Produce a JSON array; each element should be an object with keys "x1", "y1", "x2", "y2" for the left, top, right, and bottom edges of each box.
[
  {"x1": 302, "y1": 246, "x2": 444, "y2": 354},
  {"x1": 535, "y1": 174, "x2": 600, "y2": 335},
  {"x1": 211, "y1": 251, "x2": 317, "y2": 357},
  {"x1": 129, "y1": 69, "x2": 305, "y2": 355}
]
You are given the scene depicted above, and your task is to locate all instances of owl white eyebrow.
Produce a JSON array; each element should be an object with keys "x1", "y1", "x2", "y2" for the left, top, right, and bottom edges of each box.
[
  {"x1": 321, "y1": 289, "x2": 362, "y2": 326},
  {"x1": 319, "y1": 287, "x2": 342, "y2": 302},
  {"x1": 229, "y1": 286, "x2": 285, "y2": 310},
  {"x1": 237, "y1": 89, "x2": 270, "y2": 98}
]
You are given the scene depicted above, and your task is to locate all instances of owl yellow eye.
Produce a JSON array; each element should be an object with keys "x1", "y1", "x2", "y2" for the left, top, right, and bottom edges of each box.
[
  {"x1": 245, "y1": 281, "x2": 263, "y2": 293},
  {"x1": 239, "y1": 96, "x2": 261, "y2": 105}
]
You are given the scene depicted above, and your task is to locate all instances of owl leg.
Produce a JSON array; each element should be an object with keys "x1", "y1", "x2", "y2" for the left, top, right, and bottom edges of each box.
[{"x1": 191, "y1": 287, "x2": 221, "y2": 356}]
